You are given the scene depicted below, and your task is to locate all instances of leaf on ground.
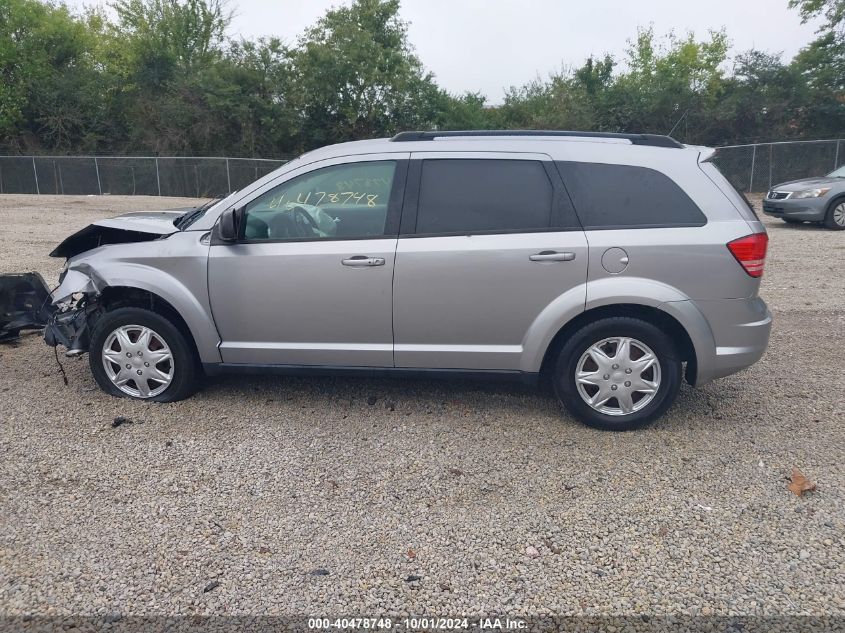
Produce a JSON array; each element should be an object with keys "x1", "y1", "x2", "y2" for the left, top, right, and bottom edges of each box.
[
  {"x1": 406, "y1": 548, "x2": 416, "y2": 560},
  {"x1": 787, "y1": 467, "x2": 816, "y2": 496}
]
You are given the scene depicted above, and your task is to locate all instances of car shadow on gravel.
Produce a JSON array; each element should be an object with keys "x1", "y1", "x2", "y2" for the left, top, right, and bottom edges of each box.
[
  {"x1": 197, "y1": 372, "x2": 730, "y2": 432},
  {"x1": 201, "y1": 372, "x2": 562, "y2": 413}
]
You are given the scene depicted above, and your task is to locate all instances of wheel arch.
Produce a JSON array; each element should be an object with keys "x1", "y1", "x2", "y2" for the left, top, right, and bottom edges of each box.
[
  {"x1": 95, "y1": 286, "x2": 203, "y2": 363},
  {"x1": 71, "y1": 259, "x2": 223, "y2": 364},
  {"x1": 538, "y1": 303, "x2": 699, "y2": 385},
  {"x1": 825, "y1": 193, "x2": 845, "y2": 227},
  {"x1": 826, "y1": 192, "x2": 845, "y2": 210}
]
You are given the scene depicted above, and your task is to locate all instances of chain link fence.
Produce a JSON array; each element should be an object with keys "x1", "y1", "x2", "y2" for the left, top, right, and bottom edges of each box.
[
  {"x1": 712, "y1": 139, "x2": 845, "y2": 193},
  {"x1": 1, "y1": 140, "x2": 843, "y2": 197},
  {"x1": 0, "y1": 156, "x2": 291, "y2": 197}
]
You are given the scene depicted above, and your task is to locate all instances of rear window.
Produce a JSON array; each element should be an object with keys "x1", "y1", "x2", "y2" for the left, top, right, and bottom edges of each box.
[
  {"x1": 699, "y1": 159, "x2": 760, "y2": 220},
  {"x1": 415, "y1": 159, "x2": 553, "y2": 234},
  {"x1": 555, "y1": 162, "x2": 707, "y2": 229}
]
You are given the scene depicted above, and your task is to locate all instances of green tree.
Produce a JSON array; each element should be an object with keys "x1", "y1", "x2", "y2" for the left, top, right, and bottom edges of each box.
[
  {"x1": 102, "y1": 0, "x2": 235, "y2": 154},
  {"x1": 287, "y1": 0, "x2": 442, "y2": 148},
  {"x1": 0, "y1": 0, "x2": 104, "y2": 151},
  {"x1": 608, "y1": 28, "x2": 729, "y2": 141},
  {"x1": 788, "y1": 0, "x2": 845, "y2": 138},
  {"x1": 435, "y1": 92, "x2": 493, "y2": 130},
  {"x1": 789, "y1": 0, "x2": 845, "y2": 34}
]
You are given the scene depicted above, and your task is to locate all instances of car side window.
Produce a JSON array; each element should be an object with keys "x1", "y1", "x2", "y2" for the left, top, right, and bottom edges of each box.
[
  {"x1": 243, "y1": 161, "x2": 397, "y2": 240},
  {"x1": 414, "y1": 159, "x2": 553, "y2": 234},
  {"x1": 555, "y1": 162, "x2": 707, "y2": 229}
]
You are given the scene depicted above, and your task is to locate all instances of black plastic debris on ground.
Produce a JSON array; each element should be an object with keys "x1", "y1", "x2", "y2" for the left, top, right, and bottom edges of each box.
[{"x1": 111, "y1": 416, "x2": 132, "y2": 428}]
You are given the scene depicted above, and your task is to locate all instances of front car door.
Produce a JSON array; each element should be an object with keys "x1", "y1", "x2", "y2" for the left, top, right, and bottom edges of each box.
[
  {"x1": 392, "y1": 152, "x2": 588, "y2": 371},
  {"x1": 208, "y1": 153, "x2": 409, "y2": 367}
]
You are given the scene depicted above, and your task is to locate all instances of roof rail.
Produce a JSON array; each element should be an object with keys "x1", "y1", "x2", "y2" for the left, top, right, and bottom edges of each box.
[{"x1": 390, "y1": 130, "x2": 684, "y2": 149}]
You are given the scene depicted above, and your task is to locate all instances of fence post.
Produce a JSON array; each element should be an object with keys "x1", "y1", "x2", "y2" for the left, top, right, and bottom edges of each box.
[
  {"x1": 94, "y1": 157, "x2": 102, "y2": 195},
  {"x1": 226, "y1": 158, "x2": 231, "y2": 193},
  {"x1": 32, "y1": 157, "x2": 40, "y2": 195},
  {"x1": 768, "y1": 144, "x2": 773, "y2": 191},
  {"x1": 749, "y1": 144, "x2": 757, "y2": 193},
  {"x1": 835, "y1": 140, "x2": 840, "y2": 170},
  {"x1": 155, "y1": 157, "x2": 161, "y2": 196}
]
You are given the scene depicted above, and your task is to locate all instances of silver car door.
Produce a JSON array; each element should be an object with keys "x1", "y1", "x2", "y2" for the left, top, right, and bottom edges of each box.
[
  {"x1": 208, "y1": 152, "x2": 409, "y2": 367},
  {"x1": 393, "y1": 151, "x2": 588, "y2": 371}
]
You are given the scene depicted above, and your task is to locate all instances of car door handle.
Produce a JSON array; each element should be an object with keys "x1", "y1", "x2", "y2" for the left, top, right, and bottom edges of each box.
[
  {"x1": 529, "y1": 251, "x2": 576, "y2": 262},
  {"x1": 342, "y1": 256, "x2": 385, "y2": 267}
]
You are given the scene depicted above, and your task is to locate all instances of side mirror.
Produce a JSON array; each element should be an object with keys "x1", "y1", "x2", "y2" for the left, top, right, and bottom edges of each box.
[{"x1": 217, "y1": 207, "x2": 242, "y2": 242}]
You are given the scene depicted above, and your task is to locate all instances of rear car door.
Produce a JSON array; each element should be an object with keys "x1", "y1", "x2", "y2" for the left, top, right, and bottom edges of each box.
[
  {"x1": 208, "y1": 153, "x2": 408, "y2": 367},
  {"x1": 392, "y1": 152, "x2": 588, "y2": 371}
]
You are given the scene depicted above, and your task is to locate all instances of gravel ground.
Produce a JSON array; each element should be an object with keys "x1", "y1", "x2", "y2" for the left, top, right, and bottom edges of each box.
[{"x1": 0, "y1": 194, "x2": 843, "y2": 621}]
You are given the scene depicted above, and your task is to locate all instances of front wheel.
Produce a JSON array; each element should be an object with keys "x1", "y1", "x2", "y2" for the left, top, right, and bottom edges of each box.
[
  {"x1": 89, "y1": 307, "x2": 198, "y2": 402},
  {"x1": 824, "y1": 198, "x2": 845, "y2": 230},
  {"x1": 554, "y1": 317, "x2": 682, "y2": 431}
]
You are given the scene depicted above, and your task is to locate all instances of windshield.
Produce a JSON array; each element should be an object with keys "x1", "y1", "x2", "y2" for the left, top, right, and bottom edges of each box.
[
  {"x1": 827, "y1": 165, "x2": 845, "y2": 178},
  {"x1": 174, "y1": 196, "x2": 225, "y2": 230}
]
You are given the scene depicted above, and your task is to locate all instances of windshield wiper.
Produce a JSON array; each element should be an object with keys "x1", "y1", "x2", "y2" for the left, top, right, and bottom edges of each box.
[{"x1": 174, "y1": 196, "x2": 224, "y2": 230}]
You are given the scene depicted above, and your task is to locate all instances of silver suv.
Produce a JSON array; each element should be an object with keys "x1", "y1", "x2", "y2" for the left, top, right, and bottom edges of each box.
[{"x1": 35, "y1": 131, "x2": 773, "y2": 430}]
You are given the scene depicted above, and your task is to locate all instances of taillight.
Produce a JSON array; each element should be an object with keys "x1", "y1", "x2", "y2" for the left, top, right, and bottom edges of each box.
[{"x1": 727, "y1": 233, "x2": 769, "y2": 278}]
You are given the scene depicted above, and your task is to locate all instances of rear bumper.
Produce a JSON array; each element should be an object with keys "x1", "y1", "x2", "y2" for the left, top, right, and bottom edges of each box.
[
  {"x1": 762, "y1": 198, "x2": 827, "y2": 221},
  {"x1": 692, "y1": 296, "x2": 772, "y2": 384}
]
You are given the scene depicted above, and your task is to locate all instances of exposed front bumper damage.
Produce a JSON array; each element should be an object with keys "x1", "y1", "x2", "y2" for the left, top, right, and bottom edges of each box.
[
  {"x1": 0, "y1": 268, "x2": 102, "y2": 355},
  {"x1": 0, "y1": 273, "x2": 53, "y2": 342},
  {"x1": 45, "y1": 265, "x2": 107, "y2": 355}
]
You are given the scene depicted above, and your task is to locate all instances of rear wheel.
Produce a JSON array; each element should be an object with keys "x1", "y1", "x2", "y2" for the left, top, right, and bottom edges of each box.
[
  {"x1": 824, "y1": 198, "x2": 845, "y2": 230},
  {"x1": 554, "y1": 317, "x2": 682, "y2": 431},
  {"x1": 89, "y1": 307, "x2": 198, "y2": 402}
]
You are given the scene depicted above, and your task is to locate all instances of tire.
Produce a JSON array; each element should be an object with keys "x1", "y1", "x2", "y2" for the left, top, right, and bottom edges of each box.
[
  {"x1": 89, "y1": 307, "x2": 198, "y2": 402},
  {"x1": 553, "y1": 317, "x2": 682, "y2": 431},
  {"x1": 782, "y1": 218, "x2": 803, "y2": 224},
  {"x1": 823, "y1": 197, "x2": 845, "y2": 230}
]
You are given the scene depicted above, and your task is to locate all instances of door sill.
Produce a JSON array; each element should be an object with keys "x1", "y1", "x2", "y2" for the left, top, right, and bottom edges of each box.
[{"x1": 203, "y1": 363, "x2": 538, "y2": 385}]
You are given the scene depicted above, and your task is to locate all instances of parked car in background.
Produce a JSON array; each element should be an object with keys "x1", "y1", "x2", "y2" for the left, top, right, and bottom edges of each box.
[
  {"x1": 763, "y1": 165, "x2": 845, "y2": 229},
  {"x1": 1, "y1": 131, "x2": 772, "y2": 431}
]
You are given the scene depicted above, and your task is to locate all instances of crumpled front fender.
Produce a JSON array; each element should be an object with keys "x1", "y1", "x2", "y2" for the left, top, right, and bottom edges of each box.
[{"x1": 51, "y1": 265, "x2": 107, "y2": 305}]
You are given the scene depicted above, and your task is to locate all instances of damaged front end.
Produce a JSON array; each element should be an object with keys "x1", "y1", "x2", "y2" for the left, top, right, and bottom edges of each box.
[
  {"x1": 2, "y1": 206, "x2": 185, "y2": 352},
  {"x1": 0, "y1": 266, "x2": 104, "y2": 355},
  {"x1": 0, "y1": 273, "x2": 53, "y2": 342},
  {"x1": 42, "y1": 266, "x2": 107, "y2": 356}
]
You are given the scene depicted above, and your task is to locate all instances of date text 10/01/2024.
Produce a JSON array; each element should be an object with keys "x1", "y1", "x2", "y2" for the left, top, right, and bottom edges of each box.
[{"x1": 307, "y1": 617, "x2": 527, "y2": 630}]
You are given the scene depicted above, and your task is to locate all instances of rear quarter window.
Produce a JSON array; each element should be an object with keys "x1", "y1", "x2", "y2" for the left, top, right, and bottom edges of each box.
[{"x1": 555, "y1": 162, "x2": 707, "y2": 229}]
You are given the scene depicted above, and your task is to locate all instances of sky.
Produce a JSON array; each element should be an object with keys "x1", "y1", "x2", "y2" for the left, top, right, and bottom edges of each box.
[{"x1": 69, "y1": 0, "x2": 823, "y2": 103}]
